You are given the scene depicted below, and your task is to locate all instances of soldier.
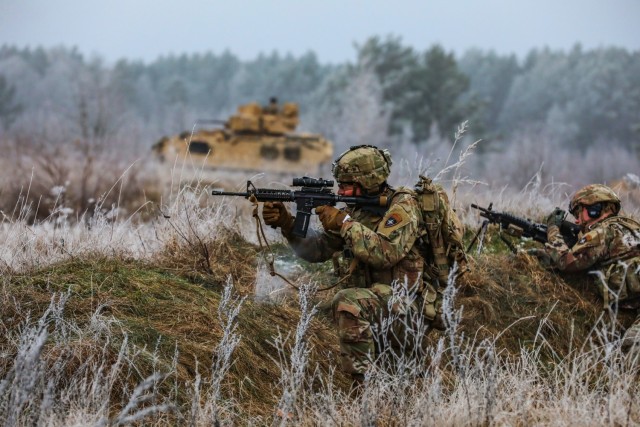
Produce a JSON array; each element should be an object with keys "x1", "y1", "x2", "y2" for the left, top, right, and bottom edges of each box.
[
  {"x1": 535, "y1": 184, "x2": 640, "y2": 351},
  {"x1": 261, "y1": 145, "x2": 460, "y2": 384},
  {"x1": 263, "y1": 97, "x2": 279, "y2": 115}
]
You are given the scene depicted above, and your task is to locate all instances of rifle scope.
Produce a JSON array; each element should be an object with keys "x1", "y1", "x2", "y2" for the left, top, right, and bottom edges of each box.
[{"x1": 292, "y1": 177, "x2": 334, "y2": 187}]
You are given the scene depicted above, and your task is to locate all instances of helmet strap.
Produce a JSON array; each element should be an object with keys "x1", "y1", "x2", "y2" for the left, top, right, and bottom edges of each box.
[{"x1": 362, "y1": 181, "x2": 388, "y2": 196}]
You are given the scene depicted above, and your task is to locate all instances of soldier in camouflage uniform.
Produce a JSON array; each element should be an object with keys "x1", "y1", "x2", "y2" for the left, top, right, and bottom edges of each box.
[
  {"x1": 537, "y1": 184, "x2": 640, "y2": 351},
  {"x1": 263, "y1": 97, "x2": 279, "y2": 115},
  {"x1": 262, "y1": 145, "x2": 447, "y2": 383}
]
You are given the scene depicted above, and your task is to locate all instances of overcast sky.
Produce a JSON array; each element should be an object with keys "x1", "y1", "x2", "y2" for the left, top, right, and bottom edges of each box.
[{"x1": 1, "y1": 0, "x2": 639, "y2": 65}]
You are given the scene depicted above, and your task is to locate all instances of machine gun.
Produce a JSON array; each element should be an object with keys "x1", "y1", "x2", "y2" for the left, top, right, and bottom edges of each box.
[
  {"x1": 212, "y1": 177, "x2": 389, "y2": 238},
  {"x1": 470, "y1": 203, "x2": 581, "y2": 252}
]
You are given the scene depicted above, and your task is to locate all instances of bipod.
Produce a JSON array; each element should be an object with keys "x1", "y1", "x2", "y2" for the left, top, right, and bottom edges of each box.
[
  {"x1": 467, "y1": 219, "x2": 489, "y2": 254},
  {"x1": 467, "y1": 202, "x2": 492, "y2": 254}
]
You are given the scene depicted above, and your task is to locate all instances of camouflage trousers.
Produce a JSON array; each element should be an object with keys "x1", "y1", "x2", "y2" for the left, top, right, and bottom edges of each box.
[{"x1": 331, "y1": 283, "x2": 441, "y2": 376}]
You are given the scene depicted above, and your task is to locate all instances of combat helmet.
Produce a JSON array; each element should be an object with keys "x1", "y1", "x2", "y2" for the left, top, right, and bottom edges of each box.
[
  {"x1": 332, "y1": 145, "x2": 392, "y2": 193},
  {"x1": 569, "y1": 184, "x2": 621, "y2": 216}
]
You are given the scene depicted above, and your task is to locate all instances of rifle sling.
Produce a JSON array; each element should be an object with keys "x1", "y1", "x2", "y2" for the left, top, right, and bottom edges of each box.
[{"x1": 249, "y1": 195, "x2": 355, "y2": 293}]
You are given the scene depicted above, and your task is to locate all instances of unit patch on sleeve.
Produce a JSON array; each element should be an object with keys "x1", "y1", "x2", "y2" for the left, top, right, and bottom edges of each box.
[
  {"x1": 377, "y1": 206, "x2": 413, "y2": 238},
  {"x1": 385, "y1": 213, "x2": 401, "y2": 228},
  {"x1": 575, "y1": 231, "x2": 600, "y2": 249}
]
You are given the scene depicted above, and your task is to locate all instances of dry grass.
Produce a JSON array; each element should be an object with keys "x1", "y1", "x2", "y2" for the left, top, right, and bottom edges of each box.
[
  {"x1": 1, "y1": 257, "x2": 347, "y2": 422},
  {"x1": 457, "y1": 251, "x2": 636, "y2": 356},
  {"x1": 1, "y1": 201, "x2": 638, "y2": 424},
  {"x1": 1, "y1": 139, "x2": 640, "y2": 424},
  {"x1": 0, "y1": 136, "x2": 159, "y2": 223}
]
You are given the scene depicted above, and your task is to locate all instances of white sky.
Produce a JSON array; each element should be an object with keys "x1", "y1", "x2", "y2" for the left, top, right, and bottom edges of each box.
[{"x1": 1, "y1": 0, "x2": 639, "y2": 64}]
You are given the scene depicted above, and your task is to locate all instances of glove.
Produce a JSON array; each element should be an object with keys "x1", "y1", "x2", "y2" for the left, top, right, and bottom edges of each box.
[
  {"x1": 315, "y1": 205, "x2": 348, "y2": 232},
  {"x1": 546, "y1": 207, "x2": 566, "y2": 228},
  {"x1": 262, "y1": 202, "x2": 294, "y2": 233}
]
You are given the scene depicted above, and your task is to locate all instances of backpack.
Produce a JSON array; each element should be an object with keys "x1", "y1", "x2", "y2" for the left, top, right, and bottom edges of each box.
[{"x1": 412, "y1": 175, "x2": 468, "y2": 285}]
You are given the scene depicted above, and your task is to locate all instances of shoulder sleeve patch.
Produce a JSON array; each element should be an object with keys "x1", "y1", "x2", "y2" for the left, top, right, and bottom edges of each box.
[
  {"x1": 377, "y1": 206, "x2": 412, "y2": 237},
  {"x1": 384, "y1": 213, "x2": 402, "y2": 228},
  {"x1": 573, "y1": 229, "x2": 602, "y2": 251}
]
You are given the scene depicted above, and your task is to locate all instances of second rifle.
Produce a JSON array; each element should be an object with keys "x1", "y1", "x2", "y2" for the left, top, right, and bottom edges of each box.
[{"x1": 471, "y1": 203, "x2": 581, "y2": 248}]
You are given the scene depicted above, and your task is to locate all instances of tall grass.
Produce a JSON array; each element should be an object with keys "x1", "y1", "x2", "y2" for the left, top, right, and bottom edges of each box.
[
  {"x1": 0, "y1": 292, "x2": 175, "y2": 426},
  {"x1": 3, "y1": 276, "x2": 639, "y2": 425},
  {"x1": 1, "y1": 135, "x2": 640, "y2": 425}
]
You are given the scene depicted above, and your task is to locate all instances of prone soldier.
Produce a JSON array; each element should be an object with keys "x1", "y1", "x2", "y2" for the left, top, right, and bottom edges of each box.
[{"x1": 531, "y1": 184, "x2": 640, "y2": 351}]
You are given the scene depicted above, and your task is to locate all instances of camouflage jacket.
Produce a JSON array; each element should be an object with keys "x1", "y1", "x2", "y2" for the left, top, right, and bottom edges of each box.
[
  {"x1": 545, "y1": 215, "x2": 640, "y2": 305},
  {"x1": 285, "y1": 186, "x2": 426, "y2": 291}
]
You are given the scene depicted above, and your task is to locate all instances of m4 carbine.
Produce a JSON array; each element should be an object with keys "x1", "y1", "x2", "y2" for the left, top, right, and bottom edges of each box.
[
  {"x1": 212, "y1": 177, "x2": 389, "y2": 238},
  {"x1": 471, "y1": 203, "x2": 581, "y2": 248}
]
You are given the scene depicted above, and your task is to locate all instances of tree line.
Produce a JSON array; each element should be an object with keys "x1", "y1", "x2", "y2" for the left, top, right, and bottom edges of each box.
[{"x1": 0, "y1": 37, "x2": 639, "y2": 156}]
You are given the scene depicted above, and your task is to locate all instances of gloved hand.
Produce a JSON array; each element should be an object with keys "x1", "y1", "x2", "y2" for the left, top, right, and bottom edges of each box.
[
  {"x1": 315, "y1": 205, "x2": 348, "y2": 231},
  {"x1": 262, "y1": 202, "x2": 294, "y2": 233},
  {"x1": 546, "y1": 207, "x2": 566, "y2": 228}
]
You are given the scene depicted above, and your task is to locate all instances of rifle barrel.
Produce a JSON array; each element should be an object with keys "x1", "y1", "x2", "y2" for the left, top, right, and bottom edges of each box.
[{"x1": 211, "y1": 190, "x2": 250, "y2": 197}]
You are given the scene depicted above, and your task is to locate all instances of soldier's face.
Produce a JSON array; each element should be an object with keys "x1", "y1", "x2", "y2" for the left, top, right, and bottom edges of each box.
[
  {"x1": 337, "y1": 183, "x2": 363, "y2": 197},
  {"x1": 573, "y1": 205, "x2": 585, "y2": 225}
]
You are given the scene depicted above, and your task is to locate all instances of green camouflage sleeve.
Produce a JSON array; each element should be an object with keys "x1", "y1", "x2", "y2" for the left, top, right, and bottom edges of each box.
[
  {"x1": 286, "y1": 227, "x2": 344, "y2": 263},
  {"x1": 545, "y1": 225, "x2": 607, "y2": 272},
  {"x1": 340, "y1": 193, "x2": 421, "y2": 269}
]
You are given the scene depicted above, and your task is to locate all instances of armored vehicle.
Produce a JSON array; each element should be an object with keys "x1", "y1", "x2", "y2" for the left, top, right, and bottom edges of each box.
[{"x1": 152, "y1": 99, "x2": 334, "y2": 179}]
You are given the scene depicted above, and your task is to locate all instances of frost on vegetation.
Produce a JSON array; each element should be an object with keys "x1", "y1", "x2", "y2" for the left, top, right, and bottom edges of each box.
[
  {"x1": 290, "y1": 268, "x2": 640, "y2": 426},
  {"x1": 0, "y1": 184, "x2": 240, "y2": 273},
  {"x1": 254, "y1": 261, "x2": 290, "y2": 301},
  {"x1": 2, "y1": 122, "x2": 640, "y2": 423},
  {"x1": 625, "y1": 173, "x2": 640, "y2": 188},
  {"x1": 1, "y1": 262, "x2": 640, "y2": 425},
  {"x1": 273, "y1": 281, "x2": 318, "y2": 425},
  {"x1": 154, "y1": 185, "x2": 237, "y2": 244},
  {"x1": 0, "y1": 292, "x2": 175, "y2": 426},
  {"x1": 189, "y1": 276, "x2": 245, "y2": 426},
  {"x1": 49, "y1": 185, "x2": 66, "y2": 198}
]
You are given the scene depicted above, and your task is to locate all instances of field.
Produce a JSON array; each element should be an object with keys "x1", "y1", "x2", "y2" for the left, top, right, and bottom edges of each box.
[{"x1": 1, "y1": 142, "x2": 640, "y2": 426}]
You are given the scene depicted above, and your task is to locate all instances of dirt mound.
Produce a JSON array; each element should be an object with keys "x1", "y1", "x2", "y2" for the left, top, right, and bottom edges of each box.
[
  {"x1": 1, "y1": 228, "x2": 630, "y2": 419},
  {"x1": 2, "y1": 257, "x2": 347, "y2": 418},
  {"x1": 458, "y1": 251, "x2": 635, "y2": 356}
]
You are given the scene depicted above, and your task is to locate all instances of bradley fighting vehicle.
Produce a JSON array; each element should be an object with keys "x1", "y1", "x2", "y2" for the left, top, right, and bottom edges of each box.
[{"x1": 152, "y1": 99, "x2": 334, "y2": 180}]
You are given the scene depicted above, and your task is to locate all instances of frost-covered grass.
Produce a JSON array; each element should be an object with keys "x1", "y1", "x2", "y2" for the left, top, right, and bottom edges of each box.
[
  {"x1": 1, "y1": 139, "x2": 640, "y2": 425},
  {"x1": 2, "y1": 259, "x2": 640, "y2": 425}
]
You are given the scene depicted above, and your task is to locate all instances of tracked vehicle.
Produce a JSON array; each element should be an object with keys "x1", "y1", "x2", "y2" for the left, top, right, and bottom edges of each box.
[{"x1": 152, "y1": 100, "x2": 333, "y2": 180}]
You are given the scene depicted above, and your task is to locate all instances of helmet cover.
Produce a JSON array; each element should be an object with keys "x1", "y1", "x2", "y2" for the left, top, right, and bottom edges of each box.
[
  {"x1": 332, "y1": 145, "x2": 392, "y2": 193},
  {"x1": 569, "y1": 184, "x2": 621, "y2": 215}
]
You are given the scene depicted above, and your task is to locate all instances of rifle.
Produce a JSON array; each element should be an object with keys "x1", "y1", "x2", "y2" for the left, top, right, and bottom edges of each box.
[
  {"x1": 471, "y1": 203, "x2": 581, "y2": 249},
  {"x1": 212, "y1": 177, "x2": 389, "y2": 238}
]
